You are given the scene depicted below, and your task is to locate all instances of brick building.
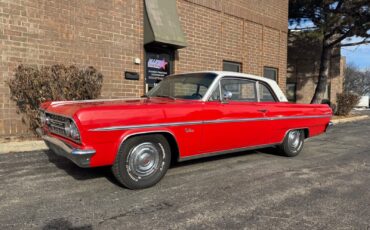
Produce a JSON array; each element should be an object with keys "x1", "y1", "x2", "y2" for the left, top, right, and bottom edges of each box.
[
  {"x1": 0, "y1": 0, "x2": 288, "y2": 139},
  {"x1": 287, "y1": 31, "x2": 345, "y2": 105}
]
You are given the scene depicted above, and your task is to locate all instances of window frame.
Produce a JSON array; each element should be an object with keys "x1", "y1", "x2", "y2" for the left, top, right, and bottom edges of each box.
[
  {"x1": 263, "y1": 67, "x2": 278, "y2": 82},
  {"x1": 223, "y1": 61, "x2": 242, "y2": 73},
  {"x1": 258, "y1": 81, "x2": 278, "y2": 102},
  {"x1": 207, "y1": 76, "x2": 278, "y2": 103}
]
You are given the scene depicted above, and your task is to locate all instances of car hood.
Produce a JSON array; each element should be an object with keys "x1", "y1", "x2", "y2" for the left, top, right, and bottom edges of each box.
[{"x1": 40, "y1": 97, "x2": 198, "y2": 117}]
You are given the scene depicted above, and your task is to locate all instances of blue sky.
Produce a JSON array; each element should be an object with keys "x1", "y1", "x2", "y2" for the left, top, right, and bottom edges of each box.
[{"x1": 342, "y1": 41, "x2": 370, "y2": 70}]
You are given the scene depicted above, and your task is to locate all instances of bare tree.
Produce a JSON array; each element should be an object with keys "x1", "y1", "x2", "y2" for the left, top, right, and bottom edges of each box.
[{"x1": 344, "y1": 64, "x2": 370, "y2": 96}]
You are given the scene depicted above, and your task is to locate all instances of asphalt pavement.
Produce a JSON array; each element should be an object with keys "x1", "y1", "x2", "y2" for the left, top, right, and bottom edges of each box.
[{"x1": 0, "y1": 119, "x2": 369, "y2": 229}]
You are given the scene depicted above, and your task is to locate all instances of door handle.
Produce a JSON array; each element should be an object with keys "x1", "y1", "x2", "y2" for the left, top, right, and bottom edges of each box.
[{"x1": 258, "y1": 109, "x2": 268, "y2": 113}]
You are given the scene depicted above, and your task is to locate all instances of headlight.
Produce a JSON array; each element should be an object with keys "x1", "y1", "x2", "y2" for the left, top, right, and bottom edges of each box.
[
  {"x1": 65, "y1": 120, "x2": 80, "y2": 141},
  {"x1": 69, "y1": 122, "x2": 80, "y2": 140}
]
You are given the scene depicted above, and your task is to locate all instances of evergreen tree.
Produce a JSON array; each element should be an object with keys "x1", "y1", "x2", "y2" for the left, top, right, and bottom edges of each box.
[{"x1": 289, "y1": 0, "x2": 370, "y2": 103}]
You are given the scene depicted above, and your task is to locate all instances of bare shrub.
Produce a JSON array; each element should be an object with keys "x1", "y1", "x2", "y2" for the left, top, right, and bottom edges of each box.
[
  {"x1": 8, "y1": 64, "x2": 103, "y2": 134},
  {"x1": 335, "y1": 92, "x2": 360, "y2": 116}
]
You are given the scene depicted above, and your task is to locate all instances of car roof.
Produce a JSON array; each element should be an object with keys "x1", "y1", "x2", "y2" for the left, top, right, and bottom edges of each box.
[
  {"x1": 171, "y1": 71, "x2": 288, "y2": 102},
  {"x1": 174, "y1": 71, "x2": 277, "y2": 85}
]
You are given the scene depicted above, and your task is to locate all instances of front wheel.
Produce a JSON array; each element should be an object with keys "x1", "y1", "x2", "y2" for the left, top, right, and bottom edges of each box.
[
  {"x1": 279, "y1": 130, "x2": 305, "y2": 157},
  {"x1": 112, "y1": 134, "x2": 171, "y2": 189}
]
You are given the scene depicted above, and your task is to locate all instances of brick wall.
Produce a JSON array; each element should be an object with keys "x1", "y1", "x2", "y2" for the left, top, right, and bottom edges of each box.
[
  {"x1": 177, "y1": 0, "x2": 288, "y2": 91},
  {"x1": 0, "y1": 0, "x2": 288, "y2": 140},
  {"x1": 287, "y1": 32, "x2": 344, "y2": 105}
]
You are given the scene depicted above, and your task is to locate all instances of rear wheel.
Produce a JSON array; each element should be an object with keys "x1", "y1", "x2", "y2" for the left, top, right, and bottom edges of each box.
[
  {"x1": 112, "y1": 134, "x2": 171, "y2": 189},
  {"x1": 279, "y1": 129, "x2": 305, "y2": 157}
]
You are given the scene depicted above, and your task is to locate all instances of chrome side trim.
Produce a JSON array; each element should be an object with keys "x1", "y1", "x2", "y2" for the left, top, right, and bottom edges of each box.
[
  {"x1": 50, "y1": 98, "x2": 141, "y2": 107},
  {"x1": 178, "y1": 142, "x2": 281, "y2": 162},
  {"x1": 92, "y1": 121, "x2": 203, "y2": 132},
  {"x1": 90, "y1": 115, "x2": 332, "y2": 132}
]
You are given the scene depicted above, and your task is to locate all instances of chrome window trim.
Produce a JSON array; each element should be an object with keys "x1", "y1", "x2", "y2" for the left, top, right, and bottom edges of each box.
[
  {"x1": 90, "y1": 115, "x2": 332, "y2": 132},
  {"x1": 256, "y1": 81, "x2": 260, "y2": 102},
  {"x1": 204, "y1": 75, "x2": 279, "y2": 103},
  {"x1": 202, "y1": 74, "x2": 223, "y2": 102}
]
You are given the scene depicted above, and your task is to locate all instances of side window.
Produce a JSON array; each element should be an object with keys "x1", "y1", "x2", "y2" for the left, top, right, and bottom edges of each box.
[
  {"x1": 221, "y1": 78, "x2": 257, "y2": 102},
  {"x1": 174, "y1": 83, "x2": 208, "y2": 99},
  {"x1": 259, "y1": 83, "x2": 276, "y2": 102}
]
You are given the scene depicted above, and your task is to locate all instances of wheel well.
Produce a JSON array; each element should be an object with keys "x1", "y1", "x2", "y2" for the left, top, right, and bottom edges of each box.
[
  {"x1": 303, "y1": 128, "x2": 309, "y2": 138},
  {"x1": 161, "y1": 133, "x2": 180, "y2": 165},
  {"x1": 122, "y1": 132, "x2": 180, "y2": 165}
]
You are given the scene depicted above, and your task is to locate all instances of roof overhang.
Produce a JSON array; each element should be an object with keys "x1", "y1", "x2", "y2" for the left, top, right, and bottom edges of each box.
[{"x1": 144, "y1": 0, "x2": 187, "y2": 49}]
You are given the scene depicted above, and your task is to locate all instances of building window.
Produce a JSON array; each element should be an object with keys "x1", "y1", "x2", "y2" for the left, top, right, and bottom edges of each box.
[
  {"x1": 263, "y1": 67, "x2": 278, "y2": 82},
  {"x1": 223, "y1": 61, "x2": 242, "y2": 72},
  {"x1": 286, "y1": 83, "x2": 296, "y2": 102}
]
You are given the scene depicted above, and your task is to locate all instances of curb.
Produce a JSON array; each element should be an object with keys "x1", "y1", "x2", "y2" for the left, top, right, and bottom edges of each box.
[
  {"x1": 0, "y1": 140, "x2": 47, "y2": 154},
  {"x1": 331, "y1": 115, "x2": 369, "y2": 124}
]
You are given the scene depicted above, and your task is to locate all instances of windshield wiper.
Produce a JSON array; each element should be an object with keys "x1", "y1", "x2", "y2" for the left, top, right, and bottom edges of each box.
[{"x1": 154, "y1": 95, "x2": 176, "y2": 100}]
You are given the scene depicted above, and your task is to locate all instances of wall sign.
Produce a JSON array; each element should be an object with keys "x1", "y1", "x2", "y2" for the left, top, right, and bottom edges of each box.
[
  {"x1": 124, "y1": 71, "x2": 139, "y2": 80},
  {"x1": 145, "y1": 51, "x2": 172, "y2": 85}
]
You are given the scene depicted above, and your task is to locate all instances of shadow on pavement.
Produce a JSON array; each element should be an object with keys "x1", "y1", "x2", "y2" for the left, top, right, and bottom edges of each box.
[
  {"x1": 42, "y1": 218, "x2": 92, "y2": 230},
  {"x1": 44, "y1": 146, "x2": 282, "y2": 187},
  {"x1": 43, "y1": 150, "x2": 122, "y2": 187},
  {"x1": 172, "y1": 146, "x2": 282, "y2": 168}
]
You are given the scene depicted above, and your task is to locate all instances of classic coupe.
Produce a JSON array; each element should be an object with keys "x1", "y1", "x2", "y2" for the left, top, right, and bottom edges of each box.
[{"x1": 38, "y1": 71, "x2": 333, "y2": 189}]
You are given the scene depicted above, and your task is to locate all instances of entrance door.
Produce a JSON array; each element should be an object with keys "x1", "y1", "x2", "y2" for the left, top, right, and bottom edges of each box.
[{"x1": 145, "y1": 47, "x2": 174, "y2": 92}]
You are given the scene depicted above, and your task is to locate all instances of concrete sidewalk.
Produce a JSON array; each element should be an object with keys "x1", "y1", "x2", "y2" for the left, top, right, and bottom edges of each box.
[
  {"x1": 0, "y1": 115, "x2": 368, "y2": 154},
  {"x1": 0, "y1": 140, "x2": 47, "y2": 154}
]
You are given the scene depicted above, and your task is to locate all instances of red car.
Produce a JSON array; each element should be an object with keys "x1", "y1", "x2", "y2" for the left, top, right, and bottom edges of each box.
[{"x1": 38, "y1": 71, "x2": 333, "y2": 189}]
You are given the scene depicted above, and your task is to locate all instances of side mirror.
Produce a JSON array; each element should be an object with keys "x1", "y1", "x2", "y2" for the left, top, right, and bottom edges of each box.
[{"x1": 223, "y1": 91, "x2": 233, "y2": 101}]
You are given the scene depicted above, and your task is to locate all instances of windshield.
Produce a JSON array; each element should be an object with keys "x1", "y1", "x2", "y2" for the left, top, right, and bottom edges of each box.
[{"x1": 147, "y1": 73, "x2": 217, "y2": 100}]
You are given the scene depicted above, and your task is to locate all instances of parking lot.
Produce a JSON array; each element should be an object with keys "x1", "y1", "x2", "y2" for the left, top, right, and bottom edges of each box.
[{"x1": 0, "y1": 119, "x2": 369, "y2": 229}]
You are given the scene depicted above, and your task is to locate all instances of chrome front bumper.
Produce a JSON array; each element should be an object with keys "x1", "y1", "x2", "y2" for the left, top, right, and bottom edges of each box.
[{"x1": 37, "y1": 128, "x2": 95, "y2": 168}]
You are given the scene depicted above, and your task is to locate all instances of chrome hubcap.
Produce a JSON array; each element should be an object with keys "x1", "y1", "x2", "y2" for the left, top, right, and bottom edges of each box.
[
  {"x1": 128, "y1": 142, "x2": 160, "y2": 177},
  {"x1": 288, "y1": 130, "x2": 302, "y2": 151}
]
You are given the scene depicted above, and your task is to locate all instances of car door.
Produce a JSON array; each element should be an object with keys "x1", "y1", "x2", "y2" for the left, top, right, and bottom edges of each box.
[
  {"x1": 256, "y1": 81, "x2": 281, "y2": 143},
  {"x1": 200, "y1": 77, "x2": 268, "y2": 154}
]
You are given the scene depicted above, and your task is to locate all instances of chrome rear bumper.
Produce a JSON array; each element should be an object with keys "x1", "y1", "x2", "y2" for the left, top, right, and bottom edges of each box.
[
  {"x1": 325, "y1": 121, "x2": 334, "y2": 132},
  {"x1": 37, "y1": 128, "x2": 95, "y2": 168}
]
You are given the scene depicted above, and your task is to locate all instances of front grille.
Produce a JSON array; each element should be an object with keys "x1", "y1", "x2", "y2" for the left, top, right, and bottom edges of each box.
[{"x1": 46, "y1": 113, "x2": 70, "y2": 138}]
